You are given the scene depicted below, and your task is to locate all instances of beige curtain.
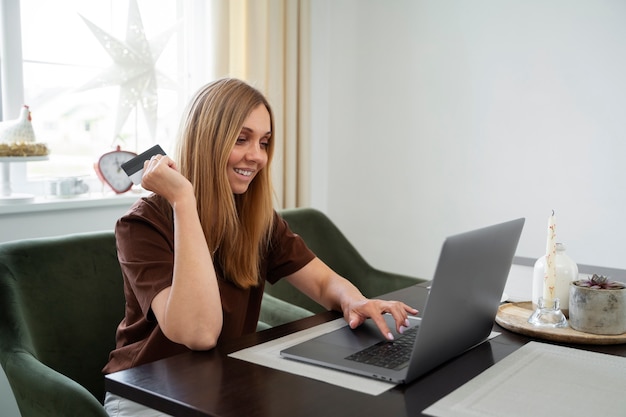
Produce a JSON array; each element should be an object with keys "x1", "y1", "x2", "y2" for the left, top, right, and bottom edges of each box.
[{"x1": 209, "y1": 0, "x2": 310, "y2": 209}]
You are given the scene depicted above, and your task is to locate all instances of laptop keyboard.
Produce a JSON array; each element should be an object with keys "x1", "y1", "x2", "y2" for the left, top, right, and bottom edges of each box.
[{"x1": 345, "y1": 325, "x2": 419, "y2": 370}]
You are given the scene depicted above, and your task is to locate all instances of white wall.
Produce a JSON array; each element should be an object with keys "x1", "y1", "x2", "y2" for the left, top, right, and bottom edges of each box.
[
  {"x1": 0, "y1": 194, "x2": 142, "y2": 243},
  {"x1": 309, "y1": 0, "x2": 626, "y2": 282}
]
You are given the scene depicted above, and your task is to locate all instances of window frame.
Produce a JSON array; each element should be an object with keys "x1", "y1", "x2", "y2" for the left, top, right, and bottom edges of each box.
[{"x1": 0, "y1": 0, "x2": 214, "y2": 204}]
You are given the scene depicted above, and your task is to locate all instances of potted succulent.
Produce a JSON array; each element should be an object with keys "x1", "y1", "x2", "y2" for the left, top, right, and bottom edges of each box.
[{"x1": 569, "y1": 274, "x2": 626, "y2": 335}]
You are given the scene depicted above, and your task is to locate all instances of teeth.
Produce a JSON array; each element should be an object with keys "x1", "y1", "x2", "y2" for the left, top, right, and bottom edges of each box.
[{"x1": 235, "y1": 168, "x2": 253, "y2": 177}]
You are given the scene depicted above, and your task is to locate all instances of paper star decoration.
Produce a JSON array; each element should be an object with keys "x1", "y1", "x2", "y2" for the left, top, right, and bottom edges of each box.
[{"x1": 78, "y1": 0, "x2": 180, "y2": 142}]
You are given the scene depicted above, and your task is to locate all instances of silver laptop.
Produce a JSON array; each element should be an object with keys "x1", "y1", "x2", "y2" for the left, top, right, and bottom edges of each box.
[{"x1": 280, "y1": 218, "x2": 525, "y2": 384}]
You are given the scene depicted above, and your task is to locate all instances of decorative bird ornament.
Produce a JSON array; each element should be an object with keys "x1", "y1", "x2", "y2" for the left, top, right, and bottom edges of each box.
[
  {"x1": 0, "y1": 105, "x2": 48, "y2": 157},
  {"x1": 0, "y1": 105, "x2": 37, "y2": 144}
]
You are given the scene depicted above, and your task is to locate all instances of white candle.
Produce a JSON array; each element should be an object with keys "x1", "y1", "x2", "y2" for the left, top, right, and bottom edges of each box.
[{"x1": 543, "y1": 211, "x2": 557, "y2": 301}]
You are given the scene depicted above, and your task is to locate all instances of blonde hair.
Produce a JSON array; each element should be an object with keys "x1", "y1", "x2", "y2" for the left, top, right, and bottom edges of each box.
[{"x1": 176, "y1": 78, "x2": 275, "y2": 288}]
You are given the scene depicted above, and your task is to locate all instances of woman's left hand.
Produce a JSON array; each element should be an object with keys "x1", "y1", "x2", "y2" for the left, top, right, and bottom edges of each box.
[
  {"x1": 285, "y1": 258, "x2": 419, "y2": 342},
  {"x1": 344, "y1": 298, "x2": 418, "y2": 341}
]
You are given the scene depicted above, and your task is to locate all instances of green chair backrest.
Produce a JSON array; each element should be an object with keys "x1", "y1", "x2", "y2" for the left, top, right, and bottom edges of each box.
[{"x1": 268, "y1": 208, "x2": 421, "y2": 313}]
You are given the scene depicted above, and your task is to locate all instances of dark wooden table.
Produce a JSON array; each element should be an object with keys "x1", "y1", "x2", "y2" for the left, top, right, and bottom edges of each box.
[{"x1": 105, "y1": 284, "x2": 626, "y2": 417}]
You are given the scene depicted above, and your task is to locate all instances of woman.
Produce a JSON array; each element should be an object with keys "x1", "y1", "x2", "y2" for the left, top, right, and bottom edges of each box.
[{"x1": 103, "y1": 78, "x2": 417, "y2": 415}]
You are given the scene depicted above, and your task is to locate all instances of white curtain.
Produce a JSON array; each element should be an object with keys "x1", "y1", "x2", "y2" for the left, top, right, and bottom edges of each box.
[{"x1": 208, "y1": 0, "x2": 311, "y2": 209}]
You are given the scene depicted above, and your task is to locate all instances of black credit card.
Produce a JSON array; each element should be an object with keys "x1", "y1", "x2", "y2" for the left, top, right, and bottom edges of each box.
[{"x1": 121, "y1": 144, "x2": 166, "y2": 185}]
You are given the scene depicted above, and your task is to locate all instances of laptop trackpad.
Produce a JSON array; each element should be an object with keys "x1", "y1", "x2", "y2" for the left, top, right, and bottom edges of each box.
[
  {"x1": 314, "y1": 315, "x2": 420, "y2": 350},
  {"x1": 317, "y1": 321, "x2": 384, "y2": 350}
]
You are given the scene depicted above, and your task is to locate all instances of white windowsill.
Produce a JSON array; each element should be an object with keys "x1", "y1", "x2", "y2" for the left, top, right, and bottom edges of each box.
[{"x1": 0, "y1": 190, "x2": 148, "y2": 215}]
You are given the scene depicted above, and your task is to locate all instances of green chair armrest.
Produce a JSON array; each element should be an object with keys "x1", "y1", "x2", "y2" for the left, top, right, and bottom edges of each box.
[
  {"x1": 4, "y1": 351, "x2": 108, "y2": 417},
  {"x1": 259, "y1": 292, "x2": 314, "y2": 328}
]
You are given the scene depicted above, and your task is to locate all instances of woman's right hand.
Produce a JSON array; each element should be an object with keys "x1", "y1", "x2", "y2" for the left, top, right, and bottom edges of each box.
[{"x1": 141, "y1": 155, "x2": 193, "y2": 205}]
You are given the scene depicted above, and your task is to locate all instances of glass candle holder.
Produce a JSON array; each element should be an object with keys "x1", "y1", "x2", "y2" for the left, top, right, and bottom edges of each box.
[{"x1": 528, "y1": 297, "x2": 568, "y2": 328}]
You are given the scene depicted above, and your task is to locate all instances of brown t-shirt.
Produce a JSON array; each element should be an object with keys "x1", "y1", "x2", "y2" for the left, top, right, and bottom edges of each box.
[{"x1": 103, "y1": 194, "x2": 315, "y2": 374}]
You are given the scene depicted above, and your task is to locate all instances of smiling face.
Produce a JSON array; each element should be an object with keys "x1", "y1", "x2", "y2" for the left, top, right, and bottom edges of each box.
[{"x1": 227, "y1": 104, "x2": 271, "y2": 194}]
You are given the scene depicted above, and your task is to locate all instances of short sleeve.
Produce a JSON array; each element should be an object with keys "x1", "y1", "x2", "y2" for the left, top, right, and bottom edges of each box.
[
  {"x1": 264, "y1": 212, "x2": 316, "y2": 284},
  {"x1": 116, "y1": 195, "x2": 175, "y2": 319}
]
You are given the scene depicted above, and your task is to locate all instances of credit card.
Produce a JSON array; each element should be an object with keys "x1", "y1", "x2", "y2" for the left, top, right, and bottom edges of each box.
[{"x1": 121, "y1": 144, "x2": 166, "y2": 185}]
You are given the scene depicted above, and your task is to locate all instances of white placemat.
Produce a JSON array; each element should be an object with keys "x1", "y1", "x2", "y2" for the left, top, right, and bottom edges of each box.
[
  {"x1": 229, "y1": 318, "x2": 397, "y2": 395},
  {"x1": 424, "y1": 341, "x2": 626, "y2": 417}
]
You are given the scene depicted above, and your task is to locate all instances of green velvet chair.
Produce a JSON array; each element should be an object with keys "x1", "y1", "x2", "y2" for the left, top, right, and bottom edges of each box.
[
  {"x1": 264, "y1": 207, "x2": 425, "y2": 314},
  {"x1": 0, "y1": 232, "x2": 120, "y2": 417}
]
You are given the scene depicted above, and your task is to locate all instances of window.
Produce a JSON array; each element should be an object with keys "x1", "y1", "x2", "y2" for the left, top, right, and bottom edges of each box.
[{"x1": 1, "y1": 0, "x2": 213, "y2": 196}]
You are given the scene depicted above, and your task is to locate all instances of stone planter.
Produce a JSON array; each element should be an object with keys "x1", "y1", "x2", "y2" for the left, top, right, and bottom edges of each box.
[{"x1": 569, "y1": 282, "x2": 626, "y2": 335}]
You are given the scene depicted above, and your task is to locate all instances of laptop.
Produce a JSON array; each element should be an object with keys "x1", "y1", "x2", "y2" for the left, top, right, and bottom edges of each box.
[{"x1": 280, "y1": 218, "x2": 525, "y2": 384}]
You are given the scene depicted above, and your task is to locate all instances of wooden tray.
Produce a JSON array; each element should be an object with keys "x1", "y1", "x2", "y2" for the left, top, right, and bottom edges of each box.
[{"x1": 495, "y1": 301, "x2": 626, "y2": 345}]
